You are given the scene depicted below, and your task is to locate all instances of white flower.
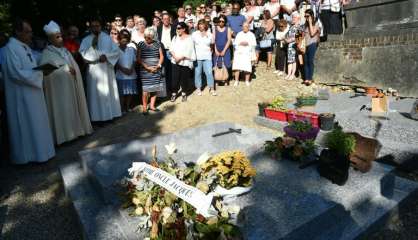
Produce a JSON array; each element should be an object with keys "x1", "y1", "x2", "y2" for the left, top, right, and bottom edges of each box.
[
  {"x1": 196, "y1": 152, "x2": 211, "y2": 165},
  {"x1": 162, "y1": 207, "x2": 173, "y2": 224},
  {"x1": 165, "y1": 142, "x2": 177, "y2": 155}
]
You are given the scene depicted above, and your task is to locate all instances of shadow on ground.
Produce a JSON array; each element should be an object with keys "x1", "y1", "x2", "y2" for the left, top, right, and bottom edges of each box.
[{"x1": 0, "y1": 105, "x2": 175, "y2": 239}]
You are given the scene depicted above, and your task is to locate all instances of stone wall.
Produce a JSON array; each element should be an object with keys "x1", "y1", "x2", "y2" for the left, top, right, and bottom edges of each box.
[{"x1": 315, "y1": 0, "x2": 418, "y2": 97}]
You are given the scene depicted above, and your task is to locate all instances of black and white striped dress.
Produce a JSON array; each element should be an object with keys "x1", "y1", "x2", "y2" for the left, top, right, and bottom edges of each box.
[{"x1": 138, "y1": 41, "x2": 162, "y2": 92}]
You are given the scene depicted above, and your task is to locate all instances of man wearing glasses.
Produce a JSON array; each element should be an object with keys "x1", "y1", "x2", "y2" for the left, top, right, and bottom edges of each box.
[
  {"x1": 114, "y1": 14, "x2": 124, "y2": 31},
  {"x1": 185, "y1": 5, "x2": 197, "y2": 25}
]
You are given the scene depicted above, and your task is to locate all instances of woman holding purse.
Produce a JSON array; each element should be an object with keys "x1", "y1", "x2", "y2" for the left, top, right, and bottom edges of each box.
[{"x1": 213, "y1": 15, "x2": 232, "y2": 85}]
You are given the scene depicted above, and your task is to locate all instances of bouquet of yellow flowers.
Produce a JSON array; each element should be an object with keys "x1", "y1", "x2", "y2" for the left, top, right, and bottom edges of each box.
[{"x1": 200, "y1": 151, "x2": 256, "y2": 189}]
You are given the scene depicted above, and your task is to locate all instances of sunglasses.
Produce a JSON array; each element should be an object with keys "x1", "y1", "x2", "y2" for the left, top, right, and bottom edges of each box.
[
  {"x1": 304, "y1": 15, "x2": 310, "y2": 18},
  {"x1": 111, "y1": 32, "x2": 118, "y2": 35},
  {"x1": 115, "y1": 19, "x2": 122, "y2": 21},
  {"x1": 186, "y1": 8, "x2": 192, "y2": 10},
  {"x1": 176, "y1": 27, "x2": 183, "y2": 30},
  {"x1": 219, "y1": 20, "x2": 225, "y2": 23}
]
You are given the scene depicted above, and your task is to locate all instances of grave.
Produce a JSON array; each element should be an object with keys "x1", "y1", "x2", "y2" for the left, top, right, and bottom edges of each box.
[
  {"x1": 255, "y1": 92, "x2": 418, "y2": 170},
  {"x1": 60, "y1": 122, "x2": 418, "y2": 240}
]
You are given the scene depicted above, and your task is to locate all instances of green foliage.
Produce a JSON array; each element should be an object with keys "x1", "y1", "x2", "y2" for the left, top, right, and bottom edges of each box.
[
  {"x1": 267, "y1": 96, "x2": 288, "y2": 111},
  {"x1": 289, "y1": 120, "x2": 313, "y2": 133},
  {"x1": 0, "y1": 3, "x2": 11, "y2": 35},
  {"x1": 325, "y1": 125, "x2": 356, "y2": 156}
]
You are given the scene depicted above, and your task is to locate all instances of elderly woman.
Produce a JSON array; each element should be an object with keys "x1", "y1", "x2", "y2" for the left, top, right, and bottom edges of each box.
[
  {"x1": 232, "y1": 22, "x2": 257, "y2": 87},
  {"x1": 192, "y1": 19, "x2": 216, "y2": 96},
  {"x1": 116, "y1": 29, "x2": 137, "y2": 113},
  {"x1": 285, "y1": 12, "x2": 303, "y2": 80},
  {"x1": 132, "y1": 17, "x2": 146, "y2": 44},
  {"x1": 137, "y1": 27, "x2": 164, "y2": 115},
  {"x1": 169, "y1": 22, "x2": 196, "y2": 102}
]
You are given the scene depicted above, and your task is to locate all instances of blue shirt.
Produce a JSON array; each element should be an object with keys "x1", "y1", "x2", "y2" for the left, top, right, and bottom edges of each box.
[{"x1": 227, "y1": 15, "x2": 247, "y2": 36}]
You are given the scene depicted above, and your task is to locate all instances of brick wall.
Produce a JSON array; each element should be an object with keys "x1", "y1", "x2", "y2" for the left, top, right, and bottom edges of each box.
[{"x1": 319, "y1": 32, "x2": 418, "y2": 62}]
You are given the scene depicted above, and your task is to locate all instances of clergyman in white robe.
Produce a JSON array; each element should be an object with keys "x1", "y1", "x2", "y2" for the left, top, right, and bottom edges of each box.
[
  {"x1": 41, "y1": 45, "x2": 93, "y2": 145},
  {"x1": 1, "y1": 37, "x2": 55, "y2": 164},
  {"x1": 79, "y1": 32, "x2": 121, "y2": 121}
]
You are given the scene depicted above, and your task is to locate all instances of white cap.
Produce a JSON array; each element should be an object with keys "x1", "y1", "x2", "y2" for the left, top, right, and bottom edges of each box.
[{"x1": 43, "y1": 20, "x2": 61, "y2": 35}]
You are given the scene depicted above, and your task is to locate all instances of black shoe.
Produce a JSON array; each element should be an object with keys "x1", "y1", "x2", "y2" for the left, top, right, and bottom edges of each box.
[
  {"x1": 181, "y1": 95, "x2": 187, "y2": 102},
  {"x1": 149, "y1": 108, "x2": 161, "y2": 112},
  {"x1": 142, "y1": 110, "x2": 149, "y2": 116},
  {"x1": 170, "y1": 95, "x2": 176, "y2": 102}
]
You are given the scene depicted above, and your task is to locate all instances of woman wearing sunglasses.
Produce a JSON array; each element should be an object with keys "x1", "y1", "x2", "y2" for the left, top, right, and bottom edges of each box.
[{"x1": 169, "y1": 22, "x2": 196, "y2": 102}]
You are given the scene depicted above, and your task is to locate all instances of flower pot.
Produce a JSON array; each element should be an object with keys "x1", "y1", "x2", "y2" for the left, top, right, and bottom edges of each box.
[
  {"x1": 258, "y1": 103, "x2": 268, "y2": 116},
  {"x1": 318, "y1": 149, "x2": 350, "y2": 186},
  {"x1": 283, "y1": 125, "x2": 320, "y2": 141},
  {"x1": 287, "y1": 110, "x2": 319, "y2": 128},
  {"x1": 296, "y1": 96, "x2": 318, "y2": 106},
  {"x1": 347, "y1": 132, "x2": 382, "y2": 173},
  {"x1": 319, "y1": 113, "x2": 335, "y2": 131},
  {"x1": 364, "y1": 87, "x2": 378, "y2": 96},
  {"x1": 264, "y1": 108, "x2": 287, "y2": 122}
]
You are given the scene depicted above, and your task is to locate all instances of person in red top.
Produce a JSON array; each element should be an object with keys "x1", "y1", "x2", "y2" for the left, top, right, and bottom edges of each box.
[{"x1": 64, "y1": 25, "x2": 81, "y2": 54}]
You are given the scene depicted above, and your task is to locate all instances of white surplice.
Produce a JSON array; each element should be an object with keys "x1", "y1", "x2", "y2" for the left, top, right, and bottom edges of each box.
[
  {"x1": 41, "y1": 45, "x2": 93, "y2": 145},
  {"x1": 1, "y1": 37, "x2": 55, "y2": 164},
  {"x1": 79, "y1": 32, "x2": 121, "y2": 121}
]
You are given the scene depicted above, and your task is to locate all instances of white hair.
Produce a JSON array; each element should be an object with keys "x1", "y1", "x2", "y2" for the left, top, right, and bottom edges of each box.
[{"x1": 144, "y1": 27, "x2": 156, "y2": 39}]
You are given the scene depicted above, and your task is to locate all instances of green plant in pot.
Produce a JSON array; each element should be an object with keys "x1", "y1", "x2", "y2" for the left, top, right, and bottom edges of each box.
[
  {"x1": 318, "y1": 123, "x2": 356, "y2": 186},
  {"x1": 296, "y1": 93, "x2": 318, "y2": 106},
  {"x1": 258, "y1": 102, "x2": 270, "y2": 116},
  {"x1": 268, "y1": 96, "x2": 288, "y2": 111}
]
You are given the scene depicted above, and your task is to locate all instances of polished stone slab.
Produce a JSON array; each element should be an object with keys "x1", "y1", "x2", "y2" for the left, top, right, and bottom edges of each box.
[{"x1": 61, "y1": 122, "x2": 418, "y2": 240}]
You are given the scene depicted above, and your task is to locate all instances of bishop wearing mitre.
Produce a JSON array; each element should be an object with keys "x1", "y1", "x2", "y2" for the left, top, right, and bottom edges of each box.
[
  {"x1": 40, "y1": 20, "x2": 93, "y2": 145},
  {"x1": 1, "y1": 19, "x2": 55, "y2": 164},
  {"x1": 79, "y1": 18, "x2": 122, "y2": 121}
]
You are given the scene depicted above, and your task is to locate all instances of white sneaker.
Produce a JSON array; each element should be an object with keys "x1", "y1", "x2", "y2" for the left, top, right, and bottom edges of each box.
[
  {"x1": 197, "y1": 90, "x2": 202, "y2": 96},
  {"x1": 273, "y1": 70, "x2": 279, "y2": 74},
  {"x1": 277, "y1": 71, "x2": 284, "y2": 76},
  {"x1": 245, "y1": 81, "x2": 250, "y2": 86},
  {"x1": 233, "y1": 81, "x2": 239, "y2": 87}
]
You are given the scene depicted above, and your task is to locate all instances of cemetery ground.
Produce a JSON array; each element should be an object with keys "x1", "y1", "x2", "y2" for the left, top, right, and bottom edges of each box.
[{"x1": 1, "y1": 64, "x2": 417, "y2": 239}]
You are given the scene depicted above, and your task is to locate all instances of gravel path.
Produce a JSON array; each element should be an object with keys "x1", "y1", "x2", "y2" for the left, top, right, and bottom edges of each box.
[{"x1": 0, "y1": 64, "x2": 417, "y2": 239}]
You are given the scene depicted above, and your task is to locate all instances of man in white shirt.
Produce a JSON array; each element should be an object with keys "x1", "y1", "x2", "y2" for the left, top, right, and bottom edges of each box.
[
  {"x1": 185, "y1": 5, "x2": 197, "y2": 25},
  {"x1": 157, "y1": 13, "x2": 175, "y2": 95}
]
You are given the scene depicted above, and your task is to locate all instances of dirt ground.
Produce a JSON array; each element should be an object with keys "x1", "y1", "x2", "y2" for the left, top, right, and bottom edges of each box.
[{"x1": 0, "y1": 64, "x2": 417, "y2": 239}]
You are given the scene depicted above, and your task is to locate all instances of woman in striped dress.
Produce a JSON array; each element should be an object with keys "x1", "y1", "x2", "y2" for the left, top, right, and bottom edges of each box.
[{"x1": 137, "y1": 27, "x2": 164, "y2": 115}]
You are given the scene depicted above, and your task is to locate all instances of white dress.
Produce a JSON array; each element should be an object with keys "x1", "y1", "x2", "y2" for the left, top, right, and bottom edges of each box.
[
  {"x1": 1, "y1": 37, "x2": 55, "y2": 164},
  {"x1": 232, "y1": 31, "x2": 257, "y2": 72},
  {"x1": 79, "y1": 32, "x2": 122, "y2": 121}
]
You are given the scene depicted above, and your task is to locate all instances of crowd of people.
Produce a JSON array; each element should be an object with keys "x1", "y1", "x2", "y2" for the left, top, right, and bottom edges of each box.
[{"x1": 0, "y1": 0, "x2": 350, "y2": 165}]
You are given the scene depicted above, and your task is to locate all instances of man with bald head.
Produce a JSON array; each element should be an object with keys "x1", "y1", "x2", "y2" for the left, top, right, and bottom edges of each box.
[{"x1": 1, "y1": 19, "x2": 55, "y2": 164}]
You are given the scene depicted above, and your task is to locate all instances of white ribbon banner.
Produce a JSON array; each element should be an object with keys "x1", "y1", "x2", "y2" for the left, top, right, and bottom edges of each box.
[{"x1": 129, "y1": 162, "x2": 215, "y2": 218}]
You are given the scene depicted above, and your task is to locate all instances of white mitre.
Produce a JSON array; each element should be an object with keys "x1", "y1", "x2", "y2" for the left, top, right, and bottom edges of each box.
[{"x1": 43, "y1": 20, "x2": 61, "y2": 35}]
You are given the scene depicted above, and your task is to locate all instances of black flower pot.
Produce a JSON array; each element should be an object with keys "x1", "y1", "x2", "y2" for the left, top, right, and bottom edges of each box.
[
  {"x1": 317, "y1": 149, "x2": 350, "y2": 186},
  {"x1": 258, "y1": 103, "x2": 268, "y2": 117},
  {"x1": 319, "y1": 113, "x2": 335, "y2": 131}
]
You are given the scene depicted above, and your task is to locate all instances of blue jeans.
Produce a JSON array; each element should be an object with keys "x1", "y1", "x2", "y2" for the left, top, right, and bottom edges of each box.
[
  {"x1": 194, "y1": 59, "x2": 214, "y2": 89},
  {"x1": 304, "y1": 43, "x2": 318, "y2": 80}
]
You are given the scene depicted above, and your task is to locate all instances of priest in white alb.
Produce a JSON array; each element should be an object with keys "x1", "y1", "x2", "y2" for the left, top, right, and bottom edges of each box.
[
  {"x1": 41, "y1": 21, "x2": 93, "y2": 145},
  {"x1": 1, "y1": 19, "x2": 55, "y2": 164},
  {"x1": 79, "y1": 18, "x2": 121, "y2": 121}
]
